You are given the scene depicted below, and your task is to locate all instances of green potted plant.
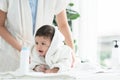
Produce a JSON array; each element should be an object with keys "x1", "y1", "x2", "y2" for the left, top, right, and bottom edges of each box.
[{"x1": 53, "y1": 2, "x2": 80, "y2": 30}]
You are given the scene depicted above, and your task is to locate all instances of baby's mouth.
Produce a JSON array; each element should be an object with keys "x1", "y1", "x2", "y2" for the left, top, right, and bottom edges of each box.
[
  {"x1": 39, "y1": 50, "x2": 43, "y2": 53},
  {"x1": 38, "y1": 50, "x2": 45, "y2": 57}
]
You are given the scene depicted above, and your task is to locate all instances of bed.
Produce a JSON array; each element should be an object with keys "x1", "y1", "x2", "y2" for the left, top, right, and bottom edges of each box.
[
  {"x1": 1, "y1": 61, "x2": 120, "y2": 80},
  {"x1": 0, "y1": 70, "x2": 120, "y2": 80}
]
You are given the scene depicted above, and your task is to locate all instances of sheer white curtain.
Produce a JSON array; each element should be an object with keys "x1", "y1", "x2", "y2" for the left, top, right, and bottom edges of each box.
[
  {"x1": 97, "y1": 0, "x2": 120, "y2": 67},
  {"x1": 97, "y1": 0, "x2": 120, "y2": 36},
  {"x1": 72, "y1": 0, "x2": 98, "y2": 64}
]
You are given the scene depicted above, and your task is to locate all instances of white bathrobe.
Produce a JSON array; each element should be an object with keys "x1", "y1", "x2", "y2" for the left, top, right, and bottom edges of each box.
[
  {"x1": 30, "y1": 27, "x2": 72, "y2": 72},
  {"x1": 0, "y1": 0, "x2": 70, "y2": 72}
]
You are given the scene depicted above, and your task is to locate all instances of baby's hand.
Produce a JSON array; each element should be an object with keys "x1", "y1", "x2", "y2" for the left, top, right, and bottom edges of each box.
[
  {"x1": 44, "y1": 67, "x2": 59, "y2": 73},
  {"x1": 34, "y1": 64, "x2": 46, "y2": 72}
]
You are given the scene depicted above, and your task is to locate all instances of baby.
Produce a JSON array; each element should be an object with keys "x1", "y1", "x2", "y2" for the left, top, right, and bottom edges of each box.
[{"x1": 30, "y1": 25, "x2": 72, "y2": 73}]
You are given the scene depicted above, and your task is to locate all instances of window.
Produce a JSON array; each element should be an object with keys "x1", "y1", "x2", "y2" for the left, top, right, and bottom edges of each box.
[{"x1": 74, "y1": 0, "x2": 120, "y2": 68}]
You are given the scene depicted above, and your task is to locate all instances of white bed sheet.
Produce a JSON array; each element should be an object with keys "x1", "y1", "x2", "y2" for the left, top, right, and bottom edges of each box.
[
  {"x1": 0, "y1": 71, "x2": 120, "y2": 80},
  {"x1": 1, "y1": 61, "x2": 120, "y2": 80}
]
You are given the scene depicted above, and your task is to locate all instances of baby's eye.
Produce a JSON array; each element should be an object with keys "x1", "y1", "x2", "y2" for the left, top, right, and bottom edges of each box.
[
  {"x1": 35, "y1": 42, "x2": 38, "y2": 45},
  {"x1": 41, "y1": 43, "x2": 46, "y2": 45}
]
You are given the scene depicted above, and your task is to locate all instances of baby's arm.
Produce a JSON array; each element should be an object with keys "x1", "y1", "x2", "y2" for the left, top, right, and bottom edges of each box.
[
  {"x1": 33, "y1": 64, "x2": 47, "y2": 72},
  {"x1": 44, "y1": 67, "x2": 59, "y2": 73}
]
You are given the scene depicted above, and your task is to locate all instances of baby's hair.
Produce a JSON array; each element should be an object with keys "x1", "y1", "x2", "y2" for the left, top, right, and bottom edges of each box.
[{"x1": 35, "y1": 25, "x2": 55, "y2": 40}]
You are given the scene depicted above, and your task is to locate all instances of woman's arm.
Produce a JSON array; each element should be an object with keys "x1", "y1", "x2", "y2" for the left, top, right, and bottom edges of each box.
[
  {"x1": 0, "y1": 10, "x2": 22, "y2": 51},
  {"x1": 56, "y1": 10, "x2": 74, "y2": 49},
  {"x1": 56, "y1": 10, "x2": 75, "y2": 67}
]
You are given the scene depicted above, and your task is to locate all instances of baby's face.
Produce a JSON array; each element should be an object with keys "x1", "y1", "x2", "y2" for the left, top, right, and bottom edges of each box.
[{"x1": 35, "y1": 36, "x2": 51, "y2": 57}]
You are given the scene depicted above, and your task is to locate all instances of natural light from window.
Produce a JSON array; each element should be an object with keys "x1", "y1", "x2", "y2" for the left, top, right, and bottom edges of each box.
[{"x1": 72, "y1": 0, "x2": 120, "y2": 68}]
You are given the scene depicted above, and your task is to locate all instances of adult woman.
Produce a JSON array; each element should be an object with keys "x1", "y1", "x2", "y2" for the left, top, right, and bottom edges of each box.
[{"x1": 0, "y1": 0, "x2": 74, "y2": 72}]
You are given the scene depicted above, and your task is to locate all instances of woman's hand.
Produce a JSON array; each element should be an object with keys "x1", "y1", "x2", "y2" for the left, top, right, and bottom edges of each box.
[{"x1": 71, "y1": 51, "x2": 76, "y2": 68}]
